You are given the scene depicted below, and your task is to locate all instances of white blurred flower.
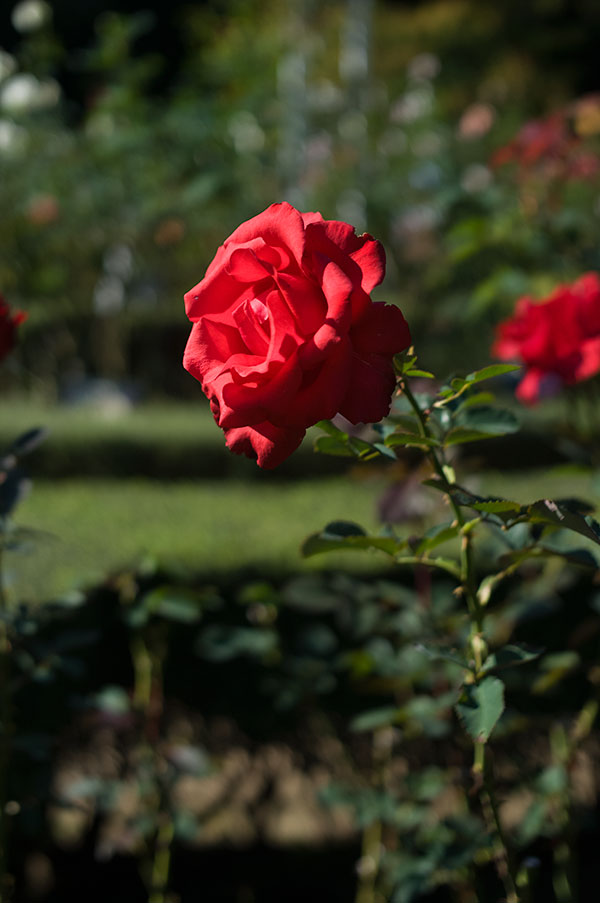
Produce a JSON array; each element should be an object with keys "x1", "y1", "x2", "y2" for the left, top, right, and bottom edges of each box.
[
  {"x1": 0, "y1": 118, "x2": 27, "y2": 154},
  {"x1": 0, "y1": 51, "x2": 17, "y2": 83},
  {"x1": 104, "y1": 244, "x2": 133, "y2": 280},
  {"x1": 390, "y1": 86, "x2": 433, "y2": 124},
  {"x1": 0, "y1": 73, "x2": 59, "y2": 112},
  {"x1": 11, "y1": 0, "x2": 51, "y2": 33},
  {"x1": 228, "y1": 111, "x2": 265, "y2": 154},
  {"x1": 93, "y1": 276, "x2": 125, "y2": 315},
  {"x1": 461, "y1": 163, "x2": 492, "y2": 193}
]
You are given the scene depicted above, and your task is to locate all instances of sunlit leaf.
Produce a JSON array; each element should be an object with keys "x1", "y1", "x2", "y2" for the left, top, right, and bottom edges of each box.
[
  {"x1": 464, "y1": 364, "x2": 521, "y2": 384},
  {"x1": 302, "y1": 521, "x2": 401, "y2": 558}
]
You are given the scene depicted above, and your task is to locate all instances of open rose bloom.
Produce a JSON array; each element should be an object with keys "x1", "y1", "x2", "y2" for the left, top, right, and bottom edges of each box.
[
  {"x1": 184, "y1": 203, "x2": 410, "y2": 467},
  {"x1": 492, "y1": 273, "x2": 600, "y2": 402}
]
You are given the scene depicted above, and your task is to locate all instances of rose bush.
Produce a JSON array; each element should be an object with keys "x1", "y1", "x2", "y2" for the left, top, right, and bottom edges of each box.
[
  {"x1": 492, "y1": 272, "x2": 600, "y2": 402},
  {"x1": 183, "y1": 203, "x2": 411, "y2": 467},
  {"x1": 0, "y1": 295, "x2": 26, "y2": 362}
]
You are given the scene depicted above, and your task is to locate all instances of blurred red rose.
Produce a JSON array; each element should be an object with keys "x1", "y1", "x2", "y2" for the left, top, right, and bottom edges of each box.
[
  {"x1": 0, "y1": 296, "x2": 26, "y2": 361},
  {"x1": 183, "y1": 202, "x2": 411, "y2": 468},
  {"x1": 492, "y1": 273, "x2": 600, "y2": 402},
  {"x1": 491, "y1": 106, "x2": 600, "y2": 182}
]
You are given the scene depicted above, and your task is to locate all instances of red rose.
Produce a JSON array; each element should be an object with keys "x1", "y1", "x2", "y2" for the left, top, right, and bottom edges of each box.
[
  {"x1": 0, "y1": 296, "x2": 26, "y2": 362},
  {"x1": 183, "y1": 202, "x2": 411, "y2": 467},
  {"x1": 492, "y1": 273, "x2": 600, "y2": 402}
]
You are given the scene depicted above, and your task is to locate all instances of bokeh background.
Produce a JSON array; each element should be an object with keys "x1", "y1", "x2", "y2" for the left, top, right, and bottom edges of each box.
[
  {"x1": 2, "y1": 0, "x2": 600, "y2": 597},
  {"x1": 2, "y1": 3, "x2": 600, "y2": 901}
]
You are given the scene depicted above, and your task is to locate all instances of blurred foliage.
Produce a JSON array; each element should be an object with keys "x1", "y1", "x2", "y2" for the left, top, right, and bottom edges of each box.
[
  {"x1": 1, "y1": 0, "x2": 600, "y2": 395},
  {"x1": 3, "y1": 540, "x2": 600, "y2": 900}
]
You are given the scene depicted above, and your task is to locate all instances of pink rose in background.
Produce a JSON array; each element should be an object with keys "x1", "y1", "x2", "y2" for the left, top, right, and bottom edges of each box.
[
  {"x1": 0, "y1": 295, "x2": 27, "y2": 362},
  {"x1": 492, "y1": 273, "x2": 600, "y2": 402},
  {"x1": 183, "y1": 202, "x2": 411, "y2": 468}
]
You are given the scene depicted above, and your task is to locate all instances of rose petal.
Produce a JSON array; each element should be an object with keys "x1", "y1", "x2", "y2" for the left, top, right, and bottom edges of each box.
[
  {"x1": 515, "y1": 369, "x2": 545, "y2": 404},
  {"x1": 219, "y1": 351, "x2": 303, "y2": 429},
  {"x1": 183, "y1": 319, "x2": 247, "y2": 386},
  {"x1": 575, "y1": 336, "x2": 600, "y2": 381},
  {"x1": 310, "y1": 220, "x2": 386, "y2": 293},
  {"x1": 338, "y1": 354, "x2": 397, "y2": 424},
  {"x1": 276, "y1": 272, "x2": 326, "y2": 335},
  {"x1": 224, "y1": 422, "x2": 305, "y2": 469},
  {"x1": 350, "y1": 302, "x2": 411, "y2": 355},
  {"x1": 272, "y1": 338, "x2": 353, "y2": 429},
  {"x1": 225, "y1": 202, "x2": 306, "y2": 268}
]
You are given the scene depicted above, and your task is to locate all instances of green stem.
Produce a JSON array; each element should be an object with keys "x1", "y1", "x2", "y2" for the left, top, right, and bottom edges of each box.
[
  {"x1": 402, "y1": 381, "x2": 483, "y2": 631},
  {"x1": 131, "y1": 634, "x2": 153, "y2": 714},
  {"x1": 354, "y1": 818, "x2": 382, "y2": 903},
  {"x1": 480, "y1": 751, "x2": 519, "y2": 903},
  {"x1": 401, "y1": 377, "x2": 520, "y2": 903},
  {"x1": 354, "y1": 727, "x2": 392, "y2": 903},
  {"x1": 131, "y1": 628, "x2": 173, "y2": 902},
  {"x1": 149, "y1": 814, "x2": 175, "y2": 903}
]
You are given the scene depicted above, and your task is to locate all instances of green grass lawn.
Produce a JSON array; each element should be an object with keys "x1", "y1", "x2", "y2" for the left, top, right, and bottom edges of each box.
[
  {"x1": 0, "y1": 398, "x2": 219, "y2": 444},
  {"x1": 9, "y1": 476, "x2": 389, "y2": 602},
  {"x1": 11, "y1": 464, "x2": 600, "y2": 604}
]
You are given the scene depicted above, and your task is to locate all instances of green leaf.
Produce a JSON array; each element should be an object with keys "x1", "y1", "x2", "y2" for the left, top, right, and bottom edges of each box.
[
  {"x1": 350, "y1": 706, "x2": 401, "y2": 732},
  {"x1": 314, "y1": 420, "x2": 348, "y2": 439},
  {"x1": 481, "y1": 644, "x2": 542, "y2": 673},
  {"x1": 372, "y1": 442, "x2": 399, "y2": 460},
  {"x1": 464, "y1": 364, "x2": 521, "y2": 384},
  {"x1": 527, "y1": 499, "x2": 600, "y2": 546},
  {"x1": 454, "y1": 406, "x2": 519, "y2": 436},
  {"x1": 7, "y1": 426, "x2": 49, "y2": 458},
  {"x1": 414, "y1": 523, "x2": 461, "y2": 555},
  {"x1": 471, "y1": 499, "x2": 522, "y2": 515},
  {"x1": 386, "y1": 432, "x2": 441, "y2": 449},
  {"x1": 498, "y1": 545, "x2": 598, "y2": 569},
  {"x1": 455, "y1": 676, "x2": 505, "y2": 742},
  {"x1": 302, "y1": 529, "x2": 401, "y2": 558},
  {"x1": 388, "y1": 415, "x2": 422, "y2": 432},
  {"x1": 313, "y1": 435, "x2": 354, "y2": 457},
  {"x1": 323, "y1": 521, "x2": 366, "y2": 538},
  {"x1": 404, "y1": 368, "x2": 435, "y2": 379},
  {"x1": 455, "y1": 392, "x2": 496, "y2": 411}
]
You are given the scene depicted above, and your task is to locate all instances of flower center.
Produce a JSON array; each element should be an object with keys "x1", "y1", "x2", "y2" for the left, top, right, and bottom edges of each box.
[{"x1": 233, "y1": 296, "x2": 271, "y2": 355}]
